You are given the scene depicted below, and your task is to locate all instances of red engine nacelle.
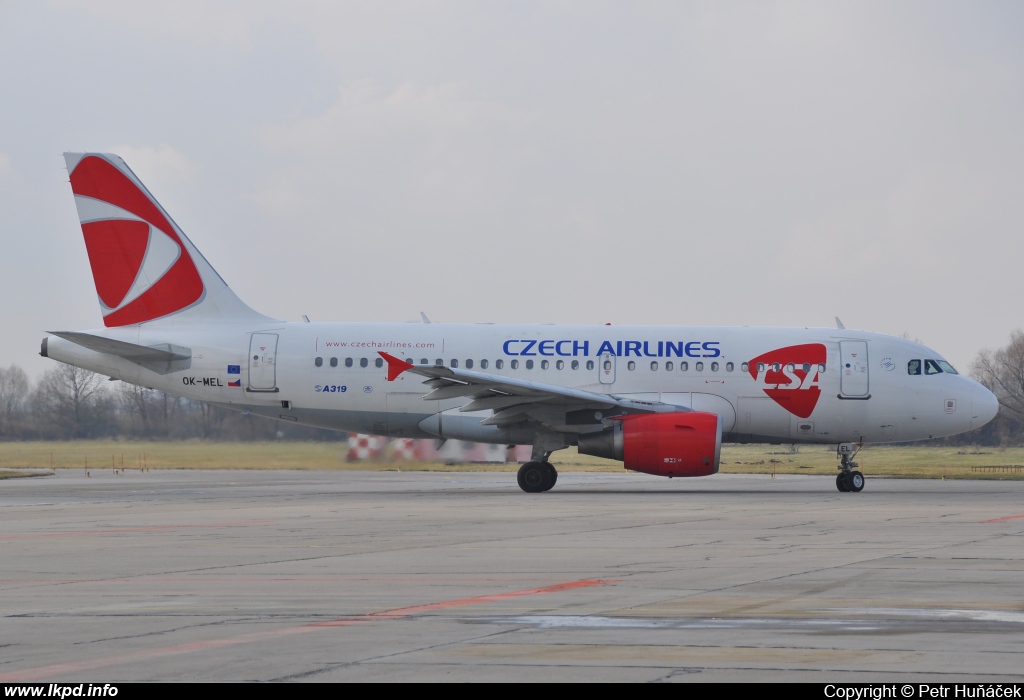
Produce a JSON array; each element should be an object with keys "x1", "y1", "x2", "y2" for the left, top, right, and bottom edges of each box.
[{"x1": 577, "y1": 411, "x2": 722, "y2": 477}]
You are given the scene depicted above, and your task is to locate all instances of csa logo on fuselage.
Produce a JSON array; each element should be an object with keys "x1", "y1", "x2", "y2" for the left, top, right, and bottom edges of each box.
[{"x1": 747, "y1": 344, "x2": 827, "y2": 419}]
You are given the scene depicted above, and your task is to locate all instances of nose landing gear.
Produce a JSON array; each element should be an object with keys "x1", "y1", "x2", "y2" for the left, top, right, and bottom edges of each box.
[
  {"x1": 517, "y1": 461, "x2": 558, "y2": 493},
  {"x1": 836, "y1": 443, "x2": 865, "y2": 493}
]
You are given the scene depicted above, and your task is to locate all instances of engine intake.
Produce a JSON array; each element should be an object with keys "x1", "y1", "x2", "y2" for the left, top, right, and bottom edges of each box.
[{"x1": 578, "y1": 411, "x2": 722, "y2": 477}]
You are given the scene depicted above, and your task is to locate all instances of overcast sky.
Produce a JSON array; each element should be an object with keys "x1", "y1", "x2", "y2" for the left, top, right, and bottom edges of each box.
[{"x1": 2, "y1": 1, "x2": 1023, "y2": 378}]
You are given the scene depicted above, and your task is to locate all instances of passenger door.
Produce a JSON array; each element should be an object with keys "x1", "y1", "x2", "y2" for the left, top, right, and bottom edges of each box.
[{"x1": 839, "y1": 341, "x2": 869, "y2": 397}]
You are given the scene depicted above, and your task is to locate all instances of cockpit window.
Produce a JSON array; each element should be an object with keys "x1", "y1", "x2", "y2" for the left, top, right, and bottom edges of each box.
[
  {"x1": 936, "y1": 360, "x2": 958, "y2": 375},
  {"x1": 908, "y1": 360, "x2": 921, "y2": 375},
  {"x1": 924, "y1": 359, "x2": 943, "y2": 375}
]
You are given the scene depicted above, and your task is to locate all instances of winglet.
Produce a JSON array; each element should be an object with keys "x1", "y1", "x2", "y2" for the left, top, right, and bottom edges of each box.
[{"x1": 379, "y1": 352, "x2": 414, "y2": 381}]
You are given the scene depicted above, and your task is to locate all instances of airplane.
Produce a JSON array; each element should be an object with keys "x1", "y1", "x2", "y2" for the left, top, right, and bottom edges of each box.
[{"x1": 41, "y1": 152, "x2": 1000, "y2": 493}]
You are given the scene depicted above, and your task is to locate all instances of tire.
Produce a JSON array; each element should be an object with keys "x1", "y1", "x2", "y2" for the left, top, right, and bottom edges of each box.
[
  {"x1": 541, "y1": 462, "x2": 558, "y2": 492},
  {"x1": 847, "y1": 470, "x2": 865, "y2": 492},
  {"x1": 518, "y1": 462, "x2": 547, "y2": 493},
  {"x1": 836, "y1": 474, "x2": 850, "y2": 492}
]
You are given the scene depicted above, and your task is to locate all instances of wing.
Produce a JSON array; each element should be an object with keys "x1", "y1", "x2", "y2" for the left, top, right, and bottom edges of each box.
[{"x1": 379, "y1": 352, "x2": 687, "y2": 431}]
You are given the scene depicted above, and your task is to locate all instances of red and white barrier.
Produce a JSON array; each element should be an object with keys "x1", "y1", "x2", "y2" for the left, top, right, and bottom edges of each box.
[
  {"x1": 346, "y1": 434, "x2": 386, "y2": 461},
  {"x1": 344, "y1": 435, "x2": 532, "y2": 463}
]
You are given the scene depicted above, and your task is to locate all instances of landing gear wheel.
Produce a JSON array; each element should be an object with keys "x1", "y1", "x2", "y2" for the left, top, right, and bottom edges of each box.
[
  {"x1": 836, "y1": 443, "x2": 865, "y2": 493},
  {"x1": 517, "y1": 462, "x2": 548, "y2": 493},
  {"x1": 542, "y1": 462, "x2": 558, "y2": 491},
  {"x1": 836, "y1": 474, "x2": 850, "y2": 492}
]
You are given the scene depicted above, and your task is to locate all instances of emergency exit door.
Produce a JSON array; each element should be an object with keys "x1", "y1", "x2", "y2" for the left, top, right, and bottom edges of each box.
[
  {"x1": 248, "y1": 333, "x2": 279, "y2": 391},
  {"x1": 599, "y1": 352, "x2": 616, "y2": 384}
]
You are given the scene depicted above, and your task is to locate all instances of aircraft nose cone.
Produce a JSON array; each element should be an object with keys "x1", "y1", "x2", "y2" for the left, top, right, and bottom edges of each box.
[{"x1": 972, "y1": 385, "x2": 999, "y2": 429}]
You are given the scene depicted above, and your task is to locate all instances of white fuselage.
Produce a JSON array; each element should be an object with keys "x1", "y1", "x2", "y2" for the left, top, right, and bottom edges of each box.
[{"x1": 46, "y1": 321, "x2": 997, "y2": 447}]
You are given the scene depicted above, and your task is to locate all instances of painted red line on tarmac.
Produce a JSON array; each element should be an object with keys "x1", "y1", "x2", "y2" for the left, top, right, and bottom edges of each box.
[
  {"x1": 308, "y1": 579, "x2": 613, "y2": 626},
  {"x1": 980, "y1": 514, "x2": 1024, "y2": 523},
  {"x1": 0, "y1": 520, "x2": 275, "y2": 541},
  {"x1": 0, "y1": 578, "x2": 615, "y2": 681}
]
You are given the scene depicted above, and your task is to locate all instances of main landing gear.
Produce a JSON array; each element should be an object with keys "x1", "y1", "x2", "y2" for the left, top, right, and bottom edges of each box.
[
  {"x1": 836, "y1": 442, "x2": 865, "y2": 493},
  {"x1": 517, "y1": 461, "x2": 558, "y2": 493}
]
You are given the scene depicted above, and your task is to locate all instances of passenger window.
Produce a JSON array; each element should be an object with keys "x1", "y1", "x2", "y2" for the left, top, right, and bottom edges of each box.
[
  {"x1": 665, "y1": 361, "x2": 673, "y2": 371},
  {"x1": 451, "y1": 359, "x2": 459, "y2": 368},
  {"x1": 524, "y1": 359, "x2": 533, "y2": 369},
  {"x1": 726, "y1": 362, "x2": 734, "y2": 372},
  {"x1": 556, "y1": 360, "x2": 564, "y2": 370},
  {"x1": 346, "y1": 358, "x2": 354, "y2": 368},
  {"x1": 360, "y1": 358, "x2": 368, "y2": 368},
  {"x1": 741, "y1": 362, "x2": 749, "y2": 372},
  {"x1": 511, "y1": 359, "x2": 519, "y2": 369},
  {"x1": 435, "y1": 359, "x2": 443, "y2": 366},
  {"x1": 627, "y1": 361, "x2": 636, "y2": 371},
  {"x1": 571, "y1": 360, "x2": 579, "y2": 370},
  {"x1": 466, "y1": 359, "x2": 474, "y2": 369},
  {"x1": 420, "y1": 358, "x2": 428, "y2": 365},
  {"x1": 541, "y1": 360, "x2": 549, "y2": 370},
  {"x1": 496, "y1": 359, "x2": 504, "y2": 369},
  {"x1": 680, "y1": 361, "x2": 688, "y2": 371},
  {"x1": 787, "y1": 363, "x2": 794, "y2": 372},
  {"x1": 908, "y1": 360, "x2": 921, "y2": 376},
  {"x1": 375, "y1": 358, "x2": 383, "y2": 368},
  {"x1": 314, "y1": 357, "x2": 323, "y2": 367},
  {"x1": 696, "y1": 362, "x2": 704, "y2": 372},
  {"x1": 757, "y1": 363, "x2": 765, "y2": 373},
  {"x1": 650, "y1": 361, "x2": 658, "y2": 371},
  {"x1": 924, "y1": 359, "x2": 943, "y2": 375},
  {"x1": 330, "y1": 357, "x2": 338, "y2": 368},
  {"x1": 802, "y1": 363, "x2": 810, "y2": 373},
  {"x1": 480, "y1": 359, "x2": 488, "y2": 369},
  {"x1": 772, "y1": 363, "x2": 781, "y2": 372},
  {"x1": 604, "y1": 360, "x2": 612, "y2": 371},
  {"x1": 586, "y1": 360, "x2": 595, "y2": 370},
  {"x1": 818, "y1": 363, "x2": 826, "y2": 373},
  {"x1": 711, "y1": 362, "x2": 719, "y2": 372}
]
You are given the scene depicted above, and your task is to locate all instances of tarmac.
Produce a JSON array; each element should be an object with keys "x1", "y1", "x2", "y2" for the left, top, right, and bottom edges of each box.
[{"x1": 1, "y1": 469, "x2": 1023, "y2": 682}]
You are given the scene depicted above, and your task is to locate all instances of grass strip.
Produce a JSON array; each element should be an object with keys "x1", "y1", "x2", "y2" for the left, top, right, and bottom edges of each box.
[{"x1": 0, "y1": 441, "x2": 1021, "y2": 480}]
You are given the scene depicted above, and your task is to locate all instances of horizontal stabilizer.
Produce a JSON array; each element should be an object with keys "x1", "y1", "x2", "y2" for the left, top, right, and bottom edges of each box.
[{"x1": 48, "y1": 331, "x2": 191, "y2": 375}]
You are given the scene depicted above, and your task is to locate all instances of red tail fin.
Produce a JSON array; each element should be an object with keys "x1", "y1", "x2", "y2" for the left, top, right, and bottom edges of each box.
[{"x1": 65, "y1": 153, "x2": 269, "y2": 326}]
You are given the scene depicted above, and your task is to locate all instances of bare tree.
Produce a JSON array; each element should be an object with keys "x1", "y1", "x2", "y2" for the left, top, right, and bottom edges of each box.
[
  {"x1": 33, "y1": 364, "x2": 111, "y2": 438},
  {"x1": 117, "y1": 381, "x2": 154, "y2": 436},
  {"x1": 972, "y1": 330, "x2": 1024, "y2": 419},
  {"x1": 0, "y1": 364, "x2": 30, "y2": 437}
]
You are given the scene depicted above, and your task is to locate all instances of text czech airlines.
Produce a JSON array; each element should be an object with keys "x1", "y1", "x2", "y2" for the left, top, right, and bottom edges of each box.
[{"x1": 502, "y1": 340, "x2": 721, "y2": 358}]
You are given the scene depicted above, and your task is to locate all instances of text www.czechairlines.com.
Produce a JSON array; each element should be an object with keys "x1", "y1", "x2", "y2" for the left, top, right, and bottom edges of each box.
[
  {"x1": 5, "y1": 685, "x2": 117, "y2": 698},
  {"x1": 322, "y1": 340, "x2": 436, "y2": 349}
]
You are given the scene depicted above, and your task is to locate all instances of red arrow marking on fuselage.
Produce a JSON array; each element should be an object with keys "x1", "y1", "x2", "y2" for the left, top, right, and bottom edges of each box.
[{"x1": 379, "y1": 351, "x2": 414, "y2": 381}]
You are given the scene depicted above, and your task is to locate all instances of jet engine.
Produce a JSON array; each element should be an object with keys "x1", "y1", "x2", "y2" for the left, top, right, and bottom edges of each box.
[{"x1": 577, "y1": 411, "x2": 722, "y2": 477}]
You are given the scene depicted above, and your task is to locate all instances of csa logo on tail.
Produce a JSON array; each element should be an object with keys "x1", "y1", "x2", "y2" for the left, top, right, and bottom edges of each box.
[
  {"x1": 748, "y1": 344, "x2": 827, "y2": 419},
  {"x1": 68, "y1": 155, "x2": 204, "y2": 327}
]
